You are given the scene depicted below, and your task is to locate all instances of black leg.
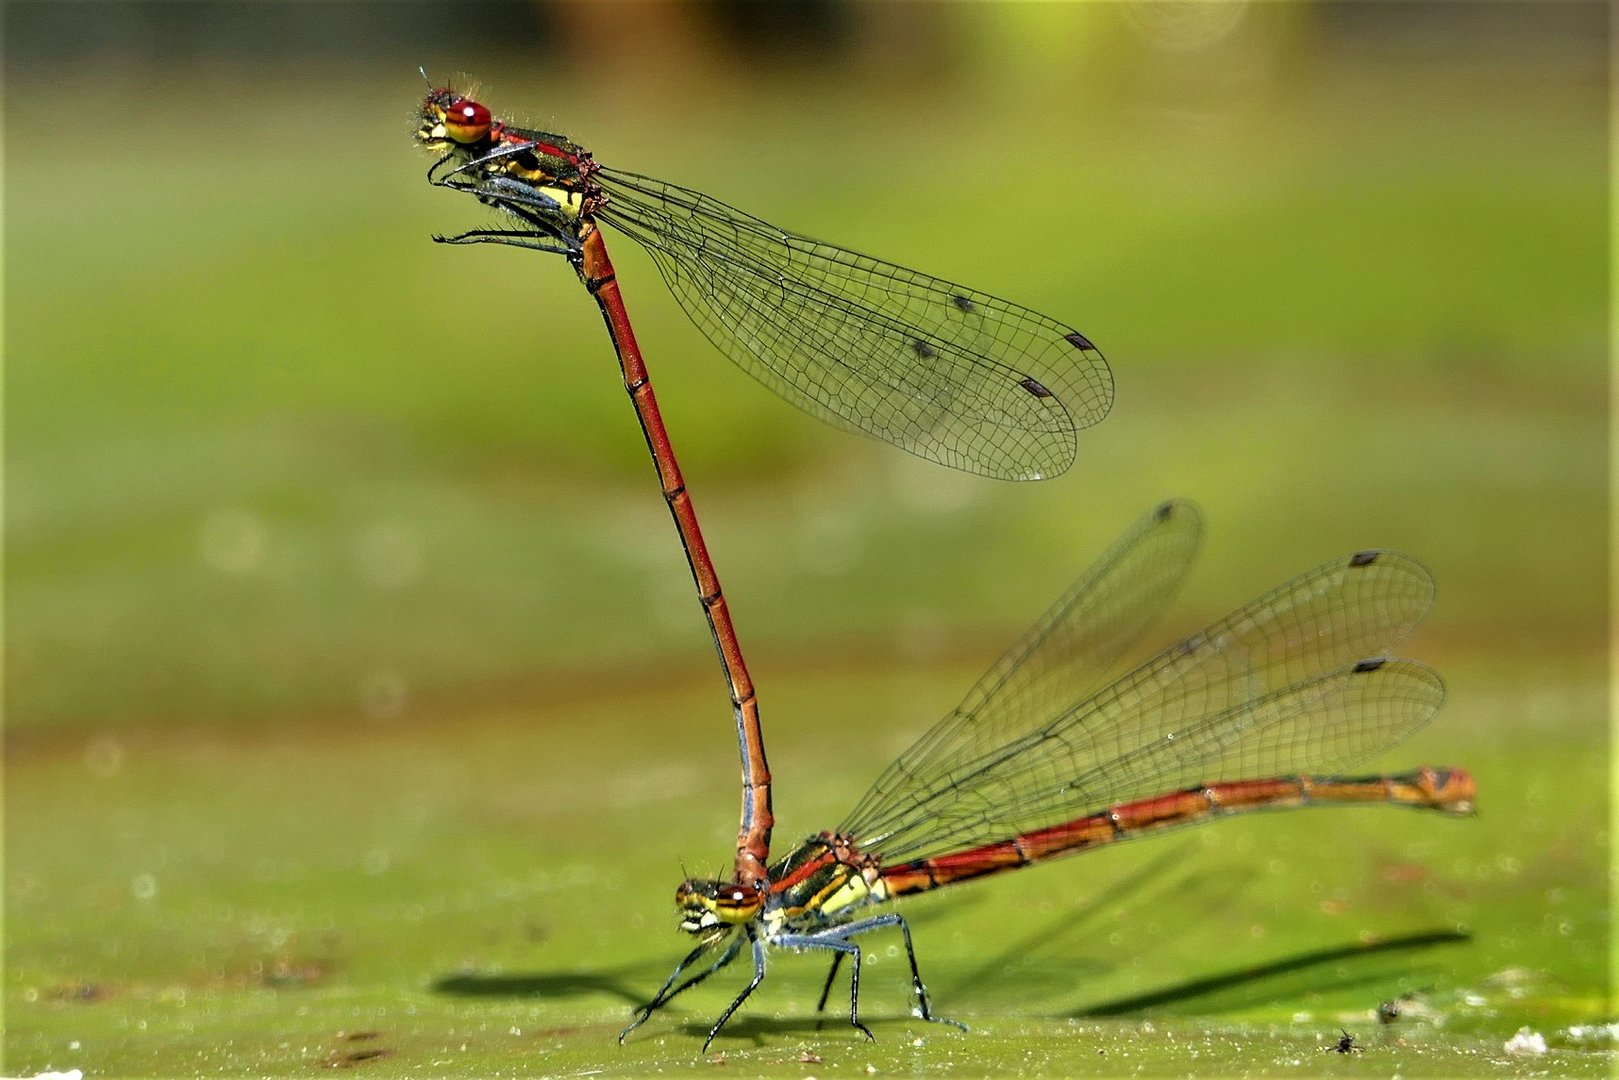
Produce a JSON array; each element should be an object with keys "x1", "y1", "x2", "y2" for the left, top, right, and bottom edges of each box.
[
  {"x1": 428, "y1": 141, "x2": 544, "y2": 189},
  {"x1": 702, "y1": 929, "x2": 769, "y2": 1052},
  {"x1": 432, "y1": 227, "x2": 575, "y2": 255},
  {"x1": 426, "y1": 154, "x2": 456, "y2": 185},
  {"x1": 814, "y1": 952, "x2": 845, "y2": 1015},
  {"x1": 775, "y1": 933, "x2": 872, "y2": 1039},
  {"x1": 620, "y1": 935, "x2": 740, "y2": 1044},
  {"x1": 784, "y1": 914, "x2": 966, "y2": 1035},
  {"x1": 440, "y1": 140, "x2": 544, "y2": 184},
  {"x1": 469, "y1": 176, "x2": 576, "y2": 215},
  {"x1": 777, "y1": 932, "x2": 880, "y2": 1036},
  {"x1": 890, "y1": 913, "x2": 966, "y2": 1031},
  {"x1": 840, "y1": 940, "x2": 875, "y2": 1040},
  {"x1": 663, "y1": 935, "x2": 745, "y2": 1003},
  {"x1": 434, "y1": 173, "x2": 573, "y2": 216}
]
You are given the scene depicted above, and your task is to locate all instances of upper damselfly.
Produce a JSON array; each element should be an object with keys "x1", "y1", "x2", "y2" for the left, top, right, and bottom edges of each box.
[
  {"x1": 416, "y1": 79, "x2": 1114, "y2": 891},
  {"x1": 619, "y1": 500, "x2": 1473, "y2": 1048},
  {"x1": 415, "y1": 82, "x2": 1113, "y2": 483}
]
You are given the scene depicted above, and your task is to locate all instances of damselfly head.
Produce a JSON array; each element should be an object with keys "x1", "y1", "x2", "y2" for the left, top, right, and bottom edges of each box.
[
  {"x1": 418, "y1": 87, "x2": 493, "y2": 150},
  {"x1": 675, "y1": 878, "x2": 762, "y2": 933}
]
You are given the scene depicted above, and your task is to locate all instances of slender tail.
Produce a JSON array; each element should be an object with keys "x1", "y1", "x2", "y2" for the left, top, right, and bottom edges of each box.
[{"x1": 879, "y1": 766, "x2": 1476, "y2": 898}]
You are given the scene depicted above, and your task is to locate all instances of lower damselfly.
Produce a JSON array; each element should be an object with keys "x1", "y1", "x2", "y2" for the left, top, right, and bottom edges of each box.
[
  {"x1": 415, "y1": 79, "x2": 1114, "y2": 891},
  {"x1": 618, "y1": 500, "x2": 1473, "y2": 1049}
]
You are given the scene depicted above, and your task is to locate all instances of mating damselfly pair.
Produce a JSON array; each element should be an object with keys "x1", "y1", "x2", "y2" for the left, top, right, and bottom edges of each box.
[{"x1": 415, "y1": 79, "x2": 1474, "y2": 1050}]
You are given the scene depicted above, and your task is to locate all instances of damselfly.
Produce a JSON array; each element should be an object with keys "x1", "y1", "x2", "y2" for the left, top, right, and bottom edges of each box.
[
  {"x1": 618, "y1": 500, "x2": 1473, "y2": 1048},
  {"x1": 415, "y1": 80, "x2": 1113, "y2": 890}
]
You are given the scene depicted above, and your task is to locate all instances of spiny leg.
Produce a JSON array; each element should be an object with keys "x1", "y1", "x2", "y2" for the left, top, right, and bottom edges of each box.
[
  {"x1": 427, "y1": 143, "x2": 543, "y2": 189},
  {"x1": 888, "y1": 913, "x2": 965, "y2": 1030},
  {"x1": 776, "y1": 931, "x2": 873, "y2": 1040},
  {"x1": 662, "y1": 934, "x2": 746, "y2": 1004},
  {"x1": 801, "y1": 913, "x2": 965, "y2": 1032},
  {"x1": 431, "y1": 171, "x2": 579, "y2": 233},
  {"x1": 620, "y1": 935, "x2": 741, "y2": 1044},
  {"x1": 834, "y1": 939, "x2": 875, "y2": 1041},
  {"x1": 465, "y1": 175, "x2": 576, "y2": 216},
  {"x1": 621, "y1": 939, "x2": 717, "y2": 1043},
  {"x1": 439, "y1": 140, "x2": 545, "y2": 185},
  {"x1": 432, "y1": 227, "x2": 575, "y2": 255},
  {"x1": 702, "y1": 929, "x2": 769, "y2": 1052}
]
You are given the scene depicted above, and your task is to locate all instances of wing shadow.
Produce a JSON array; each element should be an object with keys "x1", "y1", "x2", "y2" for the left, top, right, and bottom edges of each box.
[{"x1": 1071, "y1": 928, "x2": 1471, "y2": 1017}]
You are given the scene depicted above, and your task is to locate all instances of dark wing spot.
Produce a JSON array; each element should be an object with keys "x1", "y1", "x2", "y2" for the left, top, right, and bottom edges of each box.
[
  {"x1": 1348, "y1": 551, "x2": 1379, "y2": 567},
  {"x1": 1019, "y1": 377, "x2": 1053, "y2": 399},
  {"x1": 951, "y1": 294, "x2": 975, "y2": 312},
  {"x1": 1155, "y1": 501, "x2": 1176, "y2": 521},
  {"x1": 1352, "y1": 658, "x2": 1388, "y2": 673},
  {"x1": 913, "y1": 340, "x2": 936, "y2": 359},
  {"x1": 1064, "y1": 331, "x2": 1096, "y2": 351}
]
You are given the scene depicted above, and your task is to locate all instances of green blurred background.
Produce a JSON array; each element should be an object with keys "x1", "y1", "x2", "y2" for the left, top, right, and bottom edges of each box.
[{"x1": 6, "y1": 1, "x2": 1610, "y2": 1075}]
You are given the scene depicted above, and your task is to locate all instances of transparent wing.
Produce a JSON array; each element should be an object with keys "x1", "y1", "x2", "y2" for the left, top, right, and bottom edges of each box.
[
  {"x1": 595, "y1": 167, "x2": 1113, "y2": 481},
  {"x1": 1069, "y1": 658, "x2": 1444, "y2": 812},
  {"x1": 842, "y1": 500, "x2": 1204, "y2": 842},
  {"x1": 844, "y1": 537, "x2": 1437, "y2": 863}
]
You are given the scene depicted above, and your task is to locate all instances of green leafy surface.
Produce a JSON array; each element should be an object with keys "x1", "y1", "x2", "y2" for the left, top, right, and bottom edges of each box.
[
  {"x1": 7, "y1": 659, "x2": 1610, "y2": 1075},
  {"x1": 5, "y1": 6, "x2": 1610, "y2": 1076}
]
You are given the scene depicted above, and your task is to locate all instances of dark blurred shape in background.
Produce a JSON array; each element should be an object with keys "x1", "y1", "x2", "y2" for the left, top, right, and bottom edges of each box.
[{"x1": 7, "y1": 1, "x2": 1603, "y2": 77}]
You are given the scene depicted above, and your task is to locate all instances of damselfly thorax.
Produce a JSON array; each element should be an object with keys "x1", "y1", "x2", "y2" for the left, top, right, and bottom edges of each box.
[{"x1": 419, "y1": 88, "x2": 596, "y2": 236}]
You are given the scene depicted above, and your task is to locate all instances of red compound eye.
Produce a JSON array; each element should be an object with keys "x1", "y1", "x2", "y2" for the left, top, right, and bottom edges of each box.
[{"x1": 441, "y1": 96, "x2": 491, "y2": 143}]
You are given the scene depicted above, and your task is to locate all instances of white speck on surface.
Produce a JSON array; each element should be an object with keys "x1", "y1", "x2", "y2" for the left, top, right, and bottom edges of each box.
[
  {"x1": 1504, "y1": 1027, "x2": 1547, "y2": 1056},
  {"x1": 131, "y1": 874, "x2": 157, "y2": 900},
  {"x1": 1566, "y1": 1023, "x2": 1619, "y2": 1043},
  {"x1": 21, "y1": 1071, "x2": 85, "y2": 1080}
]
